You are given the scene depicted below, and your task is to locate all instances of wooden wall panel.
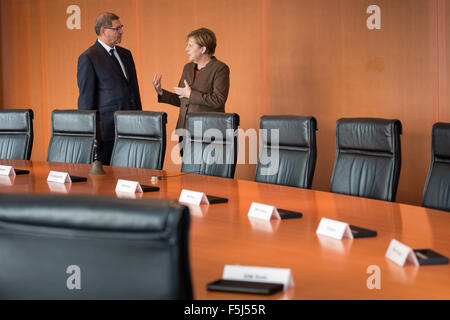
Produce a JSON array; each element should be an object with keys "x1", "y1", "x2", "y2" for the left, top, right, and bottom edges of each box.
[
  {"x1": 268, "y1": 0, "x2": 439, "y2": 204},
  {"x1": 0, "y1": 3, "x2": 2, "y2": 108},
  {"x1": 1, "y1": 0, "x2": 448, "y2": 206},
  {"x1": 1, "y1": 0, "x2": 33, "y2": 109},
  {"x1": 444, "y1": 0, "x2": 450, "y2": 121}
]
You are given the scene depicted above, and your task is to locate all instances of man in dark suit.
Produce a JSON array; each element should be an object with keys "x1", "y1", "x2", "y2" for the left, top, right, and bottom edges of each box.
[{"x1": 77, "y1": 12, "x2": 142, "y2": 165}]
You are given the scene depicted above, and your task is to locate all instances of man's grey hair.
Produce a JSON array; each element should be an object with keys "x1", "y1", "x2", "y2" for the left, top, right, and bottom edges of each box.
[{"x1": 94, "y1": 12, "x2": 119, "y2": 35}]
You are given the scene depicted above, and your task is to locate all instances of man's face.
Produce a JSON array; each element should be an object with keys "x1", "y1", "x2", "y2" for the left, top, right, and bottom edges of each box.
[{"x1": 102, "y1": 19, "x2": 123, "y2": 47}]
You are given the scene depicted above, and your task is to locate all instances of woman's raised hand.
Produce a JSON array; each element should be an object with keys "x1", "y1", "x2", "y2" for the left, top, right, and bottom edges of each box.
[{"x1": 153, "y1": 73, "x2": 163, "y2": 95}]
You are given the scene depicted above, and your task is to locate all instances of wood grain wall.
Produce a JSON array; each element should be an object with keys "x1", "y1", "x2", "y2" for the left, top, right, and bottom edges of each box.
[{"x1": 1, "y1": 0, "x2": 449, "y2": 206}]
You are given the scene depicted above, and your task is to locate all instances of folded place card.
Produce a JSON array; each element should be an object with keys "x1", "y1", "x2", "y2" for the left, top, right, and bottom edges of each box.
[
  {"x1": 0, "y1": 165, "x2": 15, "y2": 176},
  {"x1": 222, "y1": 264, "x2": 294, "y2": 289},
  {"x1": 47, "y1": 171, "x2": 71, "y2": 183},
  {"x1": 115, "y1": 179, "x2": 143, "y2": 193},
  {"x1": 385, "y1": 239, "x2": 419, "y2": 267},
  {"x1": 179, "y1": 189, "x2": 209, "y2": 205},
  {"x1": 316, "y1": 217, "x2": 353, "y2": 240},
  {"x1": 248, "y1": 202, "x2": 281, "y2": 221}
]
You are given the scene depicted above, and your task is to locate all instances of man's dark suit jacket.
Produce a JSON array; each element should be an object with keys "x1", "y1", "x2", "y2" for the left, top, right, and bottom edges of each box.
[{"x1": 77, "y1": 40, "x2": 142, "y2": 143}]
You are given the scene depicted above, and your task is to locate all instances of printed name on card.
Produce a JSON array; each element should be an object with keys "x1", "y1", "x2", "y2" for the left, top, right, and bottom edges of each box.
[
  {"x1": 179, "y1": 189, "x2": 209, "y2": 205},
  {"x1": 385, "y1": 239, "x2": 419, "y2": 266},
  {"x1": 115, "y1": 179, "x2": 143, "y2": 193},
  {"x1": 47, "y1": 171, "x2": 71, "y2": 183},
  {"x1": 0, "y1": 165, "x2": 15, "y2": 176},
  {"x1": 223, "y1": 265, "x2": 294, "y2": 289},
  {"x1": 248, "y1": 202, "x2": 281, "y2": 221},
  {"x1": 316, "y1": 217, "x2": 353, "y2": 240}
]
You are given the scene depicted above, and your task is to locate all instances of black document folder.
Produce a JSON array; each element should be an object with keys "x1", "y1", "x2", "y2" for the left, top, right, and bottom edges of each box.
[
  {"x1": 207, "y1": 279, "x2": 283, "y2": 295},
  {"x1": 206, "y1": 195, "x2": 228, "y2": 204},
  {"x1": 69, "y1": 175, "x2": 87, "y2": 183},
  {"x1": 349, "y1": 225, "x2": 377, "y2": 238},
  {"x1": 414, "y1": 249, "x2": 449, "y2": 265},
  {"x1": 277, "y1": 208, "x2": 303, "y2": 219},
  {"x1": 141, "y1": 185, "x2": 160, "y2": 192},
  {"x1": 14, "y1": 169, "x2": 30, "y2": 175}
]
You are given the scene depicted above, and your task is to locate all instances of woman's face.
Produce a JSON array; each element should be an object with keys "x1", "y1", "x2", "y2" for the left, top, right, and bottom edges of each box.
[{"x1": 185, "y1": 37, "x2": 204, "y2": 63}]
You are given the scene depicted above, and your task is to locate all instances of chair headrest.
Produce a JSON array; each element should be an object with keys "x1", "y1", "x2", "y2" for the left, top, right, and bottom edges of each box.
[
  {"x1": 52, "y1": 110, "x2": 96, "y2": 134},
  {"x1": 115, "y1": 111, "x2": 167, "y2": 138},
  {"x1": 0, "y1": 109, "x2": 33, "y2": 132},
  {"x1": 185, "y1": 112, "x2": 240, "y2": 141},
  {"x1": 336, "y1": 118, "x2": 402, "y2": 153},
  {"x1": 260, "y1": 115, "x2": 317, "y2": 147},
  {"x1": 432, "y1": 122, "x2": 450, "y2": 159},
  {"x1": 0, "y1": 193, "x2": 187, "y2": 233}
]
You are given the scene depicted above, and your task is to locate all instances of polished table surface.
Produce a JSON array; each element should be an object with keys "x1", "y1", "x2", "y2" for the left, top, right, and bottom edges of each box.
[{"x1": 0, "y1": 159, "x2": 449, "y2": 300}]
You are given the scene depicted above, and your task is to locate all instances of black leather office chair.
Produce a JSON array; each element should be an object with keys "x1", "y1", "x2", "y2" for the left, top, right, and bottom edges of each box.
[
  {"x1": 47, "y1": 110, "x2": 97, "y2": 164},
  {"x1": 330, "y1": 118, "x2": 402, "y2": 202},
  {"x1": 254, "y1": 115, "x2": 318, "y2": 189},
  {"x1": 0, "y1": 109, "x2": 34, "y2": 160},
  {"x1": 110, "y1": 111, "x2": 167, "y2": 169},
  {"x1": 422, "y1": 122, "x2": 450, "y2": 212},
  {"x1": 182, "y1": 112, "x2": 240, "y2": 178},
  {"x1": 0, "y1": 193, "x2": 192, "y2": 300}
]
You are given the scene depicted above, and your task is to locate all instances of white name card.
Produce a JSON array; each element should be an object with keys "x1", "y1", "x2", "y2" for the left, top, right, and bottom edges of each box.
[
  {"x1": 385, "y1": 239, "x2": 419, "y2": 267},
  {"x1": 47, "y1": 171, "x2": 71, "y2": 183},
  {"x1": 0, "y1": 165, "x2": 15, "y2": 176},
  {"x1": 316, "y1": 217, "x2": 353, "y2": 240},
  {"x1": 223, "y1": 265, "x2": 294, "y2": 289},
  {"x1": 247, "y1": 202, "x2": 281, "y2": 221},
  {"x1": 115, "y1": 179, "x2": 143, "y2": 194},
  {"x1": 179, "y1": 189, "x2": 209, "y2": 205}
]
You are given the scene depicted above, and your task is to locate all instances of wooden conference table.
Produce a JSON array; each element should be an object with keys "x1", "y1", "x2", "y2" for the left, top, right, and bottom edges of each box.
[{"x1": 0, "y1": 159, "x2": 449, "y2": 300}]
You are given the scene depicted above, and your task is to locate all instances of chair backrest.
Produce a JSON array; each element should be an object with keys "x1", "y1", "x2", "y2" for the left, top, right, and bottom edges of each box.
[
  {"x1": 110, "y1": 111, "x2": 167, "y2": 169},
  {"x1": 0, "y1": 193, "x2": 192, "y2": 300},
  {"x1": 182, "y1": 112, "x2": 240, "y2": 178},
  {"x1": 330, "y1": 118, "x2": 402, "y2": 202},
  {"x1": 0, "y1": 109, "x2": 34, "y2": 160},
  {"x1": 422, "y1": 122, "x2": 450, "y2": 212},
  {"x1": 47, "y1": 110, "x2": 97, "y2": 164},
  {"x1": 255, "y1": 115, "x2": 318, "y2": 189}
]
